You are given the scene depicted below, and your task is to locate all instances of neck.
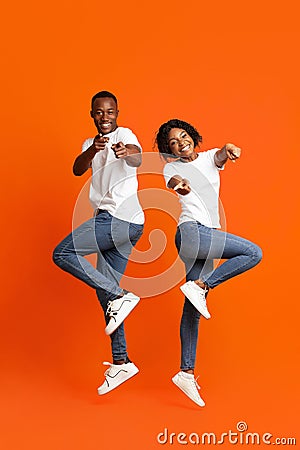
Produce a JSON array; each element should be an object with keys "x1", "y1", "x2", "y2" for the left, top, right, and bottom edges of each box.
[{"x1": 180, "y1": 152, "x2": 198, "y2": 163}]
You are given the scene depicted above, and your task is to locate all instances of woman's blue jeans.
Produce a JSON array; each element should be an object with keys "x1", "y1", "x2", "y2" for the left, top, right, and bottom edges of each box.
[
  {"x1": 53, "y1": 210, "x2": 144, "y2": 362},
  {"x1": 175, "y1": 221, "x2": 262, "y2": 370}
]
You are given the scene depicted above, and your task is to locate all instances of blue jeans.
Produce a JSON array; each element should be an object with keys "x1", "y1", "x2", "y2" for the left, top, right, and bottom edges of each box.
[
  {"x1": 175, "y1": 221, "x2": 262, "y2": 370},
  {"x1": 53, "y1": 210, "x2": 144, "y2": 361}
]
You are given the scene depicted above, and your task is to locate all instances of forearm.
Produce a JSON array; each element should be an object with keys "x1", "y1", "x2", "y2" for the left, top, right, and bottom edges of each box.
[
  {"x1": 214, "y1": 143, "x2": 241, "y2": 167},
  {"x1": 214, "y1": 145, "x2": 229, "y2": 168},
  {"x1": 167, "y1": 175, "x2": 183, "y2": 189},
  {"x1": 124, "y1": 145, "x2": 142, "y2": 167},
  {"x1": 167, "y1": 175, "x2": 191, "y2": 195},
  {"x1": 73, "y1": 145, "x2": 97, "y2": 176}
]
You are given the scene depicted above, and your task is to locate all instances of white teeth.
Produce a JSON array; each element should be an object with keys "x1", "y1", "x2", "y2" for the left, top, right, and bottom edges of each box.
[{"x1": 181, "y1": 144, "x2": 190, "y2": 152}]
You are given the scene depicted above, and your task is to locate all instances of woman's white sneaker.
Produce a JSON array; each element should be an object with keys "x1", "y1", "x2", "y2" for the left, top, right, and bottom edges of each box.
[
  {"x1": 180, "y1": 281, "x2": 211, "y2": 319},
  {"x1": 97, "y1": 361, "x2": 139, "y2": 395},
  {"x1": 172, "y1": 371, "x2": 205, "y2": 407},
  {"x1": 105, "y1": 292, "x2": 140, "y2": 335}
]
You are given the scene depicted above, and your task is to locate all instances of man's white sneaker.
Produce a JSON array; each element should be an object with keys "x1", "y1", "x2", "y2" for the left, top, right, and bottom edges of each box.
[
  {"x1": 105, "y1": 292, "x2": 140, "y2": 335},
  {"x1": 97, "y1": 361, "x2": 139, "y2": 395},
  {"x1": 172, "y1": 371, "x2": 205, "y2": 407},
  {"x1": 180, "y1": 280, "x2": 211, "y2": 319}
]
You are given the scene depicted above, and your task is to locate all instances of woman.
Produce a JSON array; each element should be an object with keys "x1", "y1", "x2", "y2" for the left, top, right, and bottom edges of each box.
[{"x1": 156, "y1": 119, "x2": 262, "y2": 407}]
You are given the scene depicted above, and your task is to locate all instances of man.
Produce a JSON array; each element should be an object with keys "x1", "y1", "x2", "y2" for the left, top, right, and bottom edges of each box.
[{"x1": 53, "y1": 91, "x2": 144, "y2": 394}]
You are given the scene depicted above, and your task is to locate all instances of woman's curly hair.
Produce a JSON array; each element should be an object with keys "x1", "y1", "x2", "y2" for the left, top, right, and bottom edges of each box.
[{"x1": 155, "y1": 119, "x2": 202, "y2": 161}]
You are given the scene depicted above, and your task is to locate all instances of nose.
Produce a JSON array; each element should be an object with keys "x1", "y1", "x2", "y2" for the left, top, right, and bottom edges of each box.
[{"x1": 178, "y1": 137, "x2": 184, "y2": 147}]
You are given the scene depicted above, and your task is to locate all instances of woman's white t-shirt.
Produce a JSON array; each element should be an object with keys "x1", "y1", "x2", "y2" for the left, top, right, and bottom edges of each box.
[
  {"x1": 163, "y1": 149, "x2": 224, "y2": 228},
  {"x1": 82, "y1": 127, "x2": 144, "y2": 224}
]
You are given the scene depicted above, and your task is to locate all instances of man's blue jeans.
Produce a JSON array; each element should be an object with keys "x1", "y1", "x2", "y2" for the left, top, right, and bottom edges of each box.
[
  {"x1": 175, "y1": 221, "x2": 262, "y2": 370},
  {"x1": 53, "y1": 210, "x2": 144, "y2": 361}
]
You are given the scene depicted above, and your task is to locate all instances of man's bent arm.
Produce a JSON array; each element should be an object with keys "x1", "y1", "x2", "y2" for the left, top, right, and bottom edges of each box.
[
  {"x1": 73, "y1": 145, "x2": 98, "y2": 176},
  {"x1": 112, "y1": 143, "x2": 142, "y2": 167}
]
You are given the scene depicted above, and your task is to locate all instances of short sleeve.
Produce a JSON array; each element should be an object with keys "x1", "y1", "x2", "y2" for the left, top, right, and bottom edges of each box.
[
  {"x1": 81, "y1": 138, "x2": 93, "y2": 153},
  {"x1": 206, "y1": 148, "x2": 225, "y2": 170},
  {"x1": 163, "y1": 163, "x2": 179, "y2": 187},
  {"x1": 117, "y1": 128, "x2": 142, "y2": 151}
]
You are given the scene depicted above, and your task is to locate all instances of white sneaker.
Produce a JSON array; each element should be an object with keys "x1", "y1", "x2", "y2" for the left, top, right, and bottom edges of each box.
[
  {"x1": 172, "y1": 371, "x2": 205, "y2": 407},
  {"x1": 180, "y1": 281, "x2": 211, "y2": 319},
  {"x1": 97, "y1": 361, "x2": 139, "y2": 395},
  {"x1": 105, "y1": 292, "x2": 140, "y2": 335}
]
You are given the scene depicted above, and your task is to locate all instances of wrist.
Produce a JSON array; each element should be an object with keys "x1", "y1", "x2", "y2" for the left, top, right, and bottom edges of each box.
[
  {"x1": 222, "y1": 144, "x2": 230, "y2": 156},
  {"x1": 215, "y1": 146, "x2": 228, "y2": 165}
]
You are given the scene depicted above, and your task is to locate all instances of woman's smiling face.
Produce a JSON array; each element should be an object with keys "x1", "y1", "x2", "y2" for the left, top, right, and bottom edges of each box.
[{"x1": 168, "y1": 128, "x2": 197, "y2": 160}]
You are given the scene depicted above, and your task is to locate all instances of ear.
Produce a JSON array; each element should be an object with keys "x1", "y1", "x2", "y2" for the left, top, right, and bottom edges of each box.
[
  {"x1": 90, "y1": 110, "x2": 93, "y2": 118},
  {"x1": 116, "y1": 109, "x2": 119, "y2": 118}
]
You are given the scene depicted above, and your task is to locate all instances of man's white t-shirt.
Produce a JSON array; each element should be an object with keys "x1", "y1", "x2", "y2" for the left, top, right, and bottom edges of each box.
[
  {"x1": 82, "y1": 127, "x2": 144, "y2": 224},
  {"x1": 163, "y1": 149, "x2": 224, "y2": 228}
]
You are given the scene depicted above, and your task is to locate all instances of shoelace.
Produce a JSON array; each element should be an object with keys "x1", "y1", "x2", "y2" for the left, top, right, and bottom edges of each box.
[
  {"x1": 106, "y1": 301, "x2": 113, "y2": 316},
  {"x1": 102, "y1": 361, "x2": 129, "y2": 378},
  {"x1": 190, "y1": 281, "x2": 208, "y2": 301},
  {"x1": 194, "y1": 376, "x2": 201, "y2": 390},
  {"x1": 102, "y1": 361, "x2": 113, "y2": 376},
  {"x1": 199, "y1": 290, "x2": 208, "y2": 302},
  {"x1": 198, "y1": 289, "x2": 209, "y2": 309},
  {"x1": 106, "y1": 299, "x2": 123, "y2": 317}
]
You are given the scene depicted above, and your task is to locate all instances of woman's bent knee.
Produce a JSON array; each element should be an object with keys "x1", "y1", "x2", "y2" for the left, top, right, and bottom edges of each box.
[
  {"x1": 52, "y1": 244, "x2": 64, "y2": 267},
  {"x1": 251, "y1": 243, "x2": 263, "y2": 266}
]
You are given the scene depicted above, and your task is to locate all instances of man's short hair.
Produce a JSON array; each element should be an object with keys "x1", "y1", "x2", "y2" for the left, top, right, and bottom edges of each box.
[{"x1": 91, "y1": 91, "x2": 118, "y2": 108}]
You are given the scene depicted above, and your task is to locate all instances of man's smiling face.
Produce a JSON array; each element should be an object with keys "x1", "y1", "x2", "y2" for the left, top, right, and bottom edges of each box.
[{"x1": 90, "y1": 97, "x2": 119, "y2": 135}]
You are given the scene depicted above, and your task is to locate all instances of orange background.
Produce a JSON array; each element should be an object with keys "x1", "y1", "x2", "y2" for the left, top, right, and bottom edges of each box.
[{"x1": 1, "y1": 1, "x2": 299, "y2": 449}]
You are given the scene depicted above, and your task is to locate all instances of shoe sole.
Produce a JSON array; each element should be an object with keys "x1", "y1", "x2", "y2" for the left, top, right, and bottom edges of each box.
[
  {"x1": 98, "y1": 367, "x2": 139, "y2": 395},
  {"x1": 180, "y1": 284, "x2": 211, "y2": 319},
  {"x1": 172, "y1": 376, "x2": 205, "y2": 407},
  {"x1": 105, "y1": 298, "x2": 140, "y2": 335}
]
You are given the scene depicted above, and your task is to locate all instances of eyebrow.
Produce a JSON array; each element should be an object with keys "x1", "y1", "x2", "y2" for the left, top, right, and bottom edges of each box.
[
  {"x1": 168, "y1": 131, "x2": 186, "y2": 142},
  {"x1": 95, "y1": 108, "x2": 115, "y2": 112}
]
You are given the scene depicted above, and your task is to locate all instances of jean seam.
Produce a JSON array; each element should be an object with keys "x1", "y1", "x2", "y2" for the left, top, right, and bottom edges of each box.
[
  {"x1": 56, "y1": 256, "x2": 121, "y2": 296},
  {"x1": 203, "y1": 241, "x2": 258, "y2": 288},
  {"x1": 181, "y1": 302, "x2": 199, "y2": 370},
  {"x1": 112, "y1": 330, "x2": 127, "y2": 361},
  {"x1": 56, "y1": 224, "x2": 95, "y2": 259}
]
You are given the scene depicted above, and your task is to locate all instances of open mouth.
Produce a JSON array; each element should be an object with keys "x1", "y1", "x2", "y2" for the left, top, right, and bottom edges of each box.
[
  {"x1": 100, "y1": 123, "x2": 111, "y2": 130},
  {"x1": 180, "y1": 144, "x2": 191, "y2": 152}
]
